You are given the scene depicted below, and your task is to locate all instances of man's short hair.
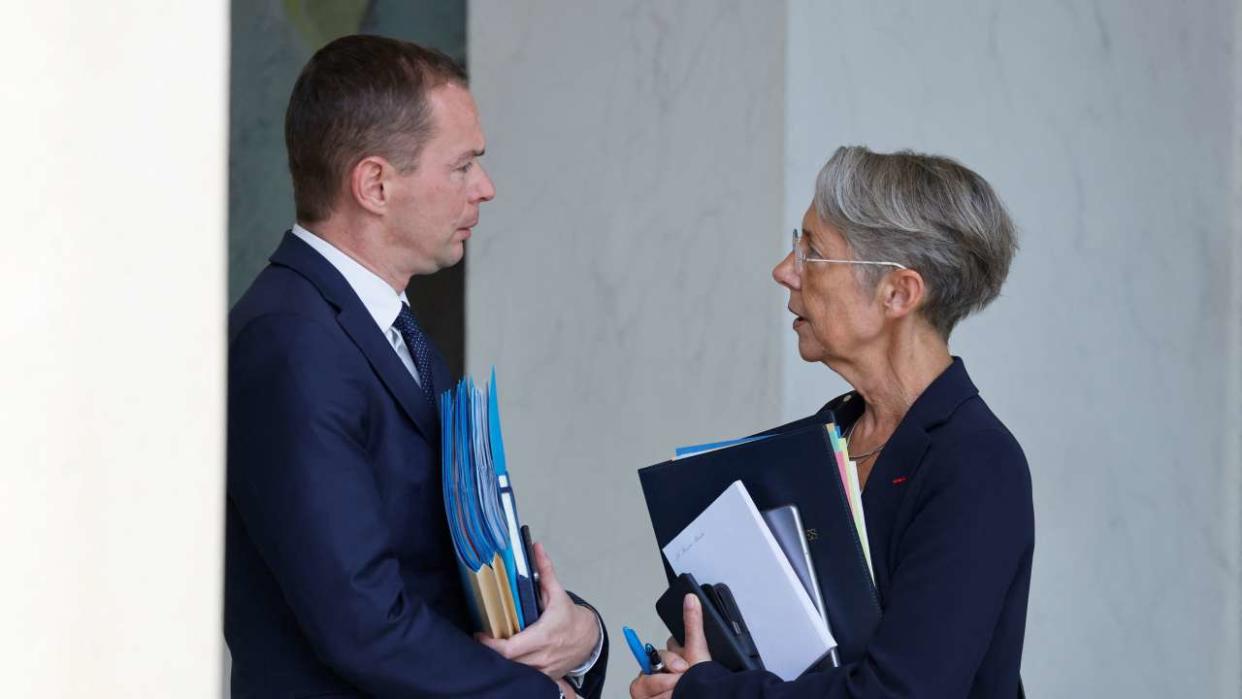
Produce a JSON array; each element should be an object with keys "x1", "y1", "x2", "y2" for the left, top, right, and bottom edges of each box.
[{"x1": 285, "y1": 35, "x2": 468, "y2": 223}]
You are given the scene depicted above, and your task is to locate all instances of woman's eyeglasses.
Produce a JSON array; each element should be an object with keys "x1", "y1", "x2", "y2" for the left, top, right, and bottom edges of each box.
[{"x1": 792, "y1": 229, "x2": 908, "y2": 274}]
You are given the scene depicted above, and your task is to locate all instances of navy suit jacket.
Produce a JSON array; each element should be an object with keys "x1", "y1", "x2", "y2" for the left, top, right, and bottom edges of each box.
[
  {"x1": 226, "y1": 232, "x2": 606, "y2": 698},
  {"x1": 675, "y1": 358, "x2": 1033, "y2": 699}
]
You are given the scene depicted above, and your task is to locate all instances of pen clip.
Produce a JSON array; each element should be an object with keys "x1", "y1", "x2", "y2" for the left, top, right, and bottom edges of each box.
[{"x1": 644, "y1": 643, "x2": 665, "y2": 673}]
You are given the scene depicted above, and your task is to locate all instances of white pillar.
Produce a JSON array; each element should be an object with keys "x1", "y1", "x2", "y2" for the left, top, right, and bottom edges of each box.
[{"x1": 0, "y1": 3, "x2": 228, "y2": 697}]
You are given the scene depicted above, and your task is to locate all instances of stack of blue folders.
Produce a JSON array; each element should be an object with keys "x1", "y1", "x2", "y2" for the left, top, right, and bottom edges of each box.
[{"x1": 440, "y1": 370, "x2": 540, "y2": 639}]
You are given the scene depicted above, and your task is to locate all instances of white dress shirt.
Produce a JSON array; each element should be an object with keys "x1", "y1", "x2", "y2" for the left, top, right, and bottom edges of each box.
[
  {"x1": 291, "y1": 224, "x2": 603, "y2": 683},
  {"x1": 292, "y1": 224, "x2": 422, "y2": 385}
]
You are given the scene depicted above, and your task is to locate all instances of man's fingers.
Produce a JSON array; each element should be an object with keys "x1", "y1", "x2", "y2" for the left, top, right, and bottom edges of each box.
[
  {"x1": 490, "y1": 625, "x2": 542, "y2": 661},
  {"x1": 478, "y1": 629, "x2": 543, "y2": 663},
  {"x1": 533, "y1": 542, "x2": 566, "y2": 601},
  {"x1": 681, "y1": 593, "x2": 711, "y2": 664},
  {"x1": 477, "y1": 634, "x2": 510, "y2": 657}
]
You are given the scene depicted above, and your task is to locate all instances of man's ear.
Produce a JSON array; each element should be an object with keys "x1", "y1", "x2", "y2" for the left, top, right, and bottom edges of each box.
[
  {"x1": 349, "y1": 156, "x2": 390, "y2": 216},
  {"x1": 880, "y1": 268, "x2": 926, "y2": 319}
]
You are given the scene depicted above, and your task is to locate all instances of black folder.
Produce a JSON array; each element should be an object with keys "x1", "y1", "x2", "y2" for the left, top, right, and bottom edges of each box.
[{"x1": 638, "y1": 420, "x2": 881, "y2": 665}]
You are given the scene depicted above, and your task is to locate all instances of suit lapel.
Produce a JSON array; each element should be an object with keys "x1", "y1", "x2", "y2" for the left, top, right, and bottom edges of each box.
[
  {"x1": 336, "y1": 303, "x2": 440, "y2": 439},
  {"x1": 270, "y1": 231, "x2": 440, "y2": 440},
  {"x1": 428, "y1": 342, "x2": 454, "y2": 401}
]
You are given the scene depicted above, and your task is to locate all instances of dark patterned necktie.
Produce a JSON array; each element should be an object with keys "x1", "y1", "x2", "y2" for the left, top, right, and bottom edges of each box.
[{"x1": 392, "y1": 302, "x2": 437, "y2": 407}]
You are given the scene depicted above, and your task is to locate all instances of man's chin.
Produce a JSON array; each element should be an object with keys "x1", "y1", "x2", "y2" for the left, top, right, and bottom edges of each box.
[{"x1": 436, "y1": 245, "x2": 466, "y2": 270}]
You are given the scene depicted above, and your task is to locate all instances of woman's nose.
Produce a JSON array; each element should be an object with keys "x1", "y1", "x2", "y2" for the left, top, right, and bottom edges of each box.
[{"x1": 773, "y1": 252, "x2": 800, "y2": 290}]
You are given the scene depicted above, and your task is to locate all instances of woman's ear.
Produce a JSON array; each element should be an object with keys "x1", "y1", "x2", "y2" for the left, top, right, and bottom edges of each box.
[{"x1": 880, "y1": 268, "x2": 926, "y2": 319}]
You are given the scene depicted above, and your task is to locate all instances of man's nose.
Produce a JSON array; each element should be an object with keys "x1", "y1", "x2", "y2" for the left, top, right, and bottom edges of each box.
[{"x1": 472, "y1": 164, "x2": 496, "y2": 203}]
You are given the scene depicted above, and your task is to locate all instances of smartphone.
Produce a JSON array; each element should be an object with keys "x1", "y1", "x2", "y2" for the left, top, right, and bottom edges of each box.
[{"x1": 655, "y1": 572, "x2": 764, "y2": 672}]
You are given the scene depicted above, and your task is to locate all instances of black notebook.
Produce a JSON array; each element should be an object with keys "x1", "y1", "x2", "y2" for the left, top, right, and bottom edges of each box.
[{"x1": 638, "y1": 419, "x2": 881, "y2": 665}]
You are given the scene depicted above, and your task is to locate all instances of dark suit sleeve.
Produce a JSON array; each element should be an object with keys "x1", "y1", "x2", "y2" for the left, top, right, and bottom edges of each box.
[
  {"x1": 566, "y1": 594, "x2": 609, "y2": 699},
  {"x1": 229, "y1": 314, "x2": 558, "y2": 697},
  {"x1": 673, "y1": 429, "x2": 1034, "y2": 699}
]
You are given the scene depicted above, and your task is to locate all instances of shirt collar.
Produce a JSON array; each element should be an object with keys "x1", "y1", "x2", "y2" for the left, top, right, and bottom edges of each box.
[{"x1": 291, "y1": 224, "x2": 410, "y2": 331}]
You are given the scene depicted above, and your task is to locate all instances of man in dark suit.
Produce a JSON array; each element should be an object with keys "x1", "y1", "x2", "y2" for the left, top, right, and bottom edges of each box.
[{"x1": 226, "y1": 35, "x2": 606, "y2": 698}]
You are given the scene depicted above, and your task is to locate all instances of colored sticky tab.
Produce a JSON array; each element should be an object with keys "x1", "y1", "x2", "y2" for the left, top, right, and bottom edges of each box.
[{"x1": 826, "y1": 424, "x2": 853, "y2": 514}]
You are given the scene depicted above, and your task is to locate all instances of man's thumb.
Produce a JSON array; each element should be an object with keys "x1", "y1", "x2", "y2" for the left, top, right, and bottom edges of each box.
[
  {"x1": 681, "y1": 593, "x2": 711, "y2": 664},
  {"x1": 532, "y1": 542, "x2": 565, "y2": 599}
]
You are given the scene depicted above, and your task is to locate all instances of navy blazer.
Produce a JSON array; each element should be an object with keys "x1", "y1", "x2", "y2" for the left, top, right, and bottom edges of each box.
[
  {"x1": 674, "y1": 358, "x2": 1033, "y2": 699},
  {"x1": 226, "y1": 232, "x2": 606, "y2": 698}
]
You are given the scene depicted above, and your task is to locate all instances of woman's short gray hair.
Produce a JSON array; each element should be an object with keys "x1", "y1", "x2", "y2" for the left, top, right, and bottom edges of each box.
[{"x1": 814, "y1": 146, "x2": 1018, "y2": 338}]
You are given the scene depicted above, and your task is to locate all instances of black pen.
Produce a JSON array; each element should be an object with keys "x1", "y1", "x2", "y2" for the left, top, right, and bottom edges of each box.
[{"x1": 644, "y1": 643, "x2": 665, "y2": 673}]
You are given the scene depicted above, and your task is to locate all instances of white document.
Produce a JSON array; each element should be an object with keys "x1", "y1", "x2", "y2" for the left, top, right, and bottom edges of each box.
[{"x1": 663, "y1": 481, "x2": 836, "y2": 680}]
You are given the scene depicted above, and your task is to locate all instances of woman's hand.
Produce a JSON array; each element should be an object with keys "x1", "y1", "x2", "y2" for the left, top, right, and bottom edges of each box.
[
  {"x1": 629, "y1": 593, "x2": 711, "y2": 699},
  {"x1": 477, "y1": 543, "x2": 601, "y2": 679}
]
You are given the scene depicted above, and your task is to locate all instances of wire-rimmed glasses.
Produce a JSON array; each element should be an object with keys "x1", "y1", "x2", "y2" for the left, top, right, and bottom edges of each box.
[{"x1": 792, "y1": 229, "x2": 908, "y2": 274}]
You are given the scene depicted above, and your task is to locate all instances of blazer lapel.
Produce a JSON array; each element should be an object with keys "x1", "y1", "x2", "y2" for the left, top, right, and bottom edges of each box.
[
  {"x1": 864, "y1": 426, "x2": 931, "y2": 521},
  {"x1": 861, "y1": 357, "x2": 978, "y2": 500},
  {"x1": 336, "y1": 304, "x2": 440, "y2": 439},
  {"x1": 270, "y1": 231, "x2": 440, "y2": 440}
]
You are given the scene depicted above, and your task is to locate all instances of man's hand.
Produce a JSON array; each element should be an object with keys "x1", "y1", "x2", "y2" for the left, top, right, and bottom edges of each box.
[
  {"x1": 629, "y1": 593, "x2": 711, "y2": 699},
  {"x1": 478, "y1": 543, "x2": 600, "y2": 679}
]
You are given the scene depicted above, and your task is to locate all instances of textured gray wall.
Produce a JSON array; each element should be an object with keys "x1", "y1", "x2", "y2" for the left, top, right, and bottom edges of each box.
[
  {"x1": 782, "y1": 2, "x2": 1241, "y2": 696},
  {"x1": 467, "y1": 1, "x2": 786, "y2": 690},
  {"x1": 472, "y1": 1, "x2": 1241, "y2": 697}
]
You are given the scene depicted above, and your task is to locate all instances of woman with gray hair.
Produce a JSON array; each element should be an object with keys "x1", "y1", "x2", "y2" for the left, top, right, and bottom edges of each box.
[{"x1": 632, "y1": 147, "x2": 1032, "y2": 699}]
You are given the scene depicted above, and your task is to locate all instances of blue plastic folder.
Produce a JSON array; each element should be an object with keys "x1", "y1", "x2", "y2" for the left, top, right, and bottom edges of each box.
[
  {"x1": 674, "y1": 435, "x2": 771, "y2": 459},
  {"x1": 440, "y1": 370, "x2": 540, "y2": 638}
]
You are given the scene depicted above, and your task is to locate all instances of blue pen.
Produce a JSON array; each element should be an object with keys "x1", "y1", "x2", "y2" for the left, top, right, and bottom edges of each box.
[{"x1": 622, "y1": 627, "x2": 665, "y2": 675}]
